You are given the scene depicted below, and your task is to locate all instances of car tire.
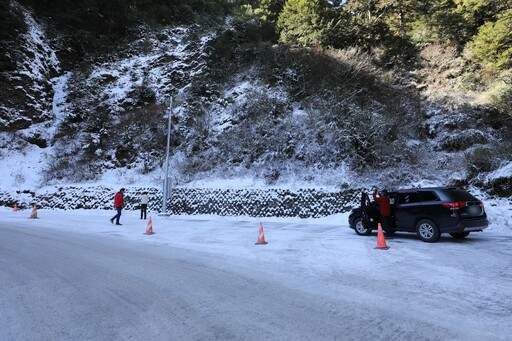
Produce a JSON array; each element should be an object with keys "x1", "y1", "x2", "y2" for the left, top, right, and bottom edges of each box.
[
  {"x1": 449, "y1": 232, "x2": 470, "y2": 239},
  {"x1": 416, "y1": 219, "x2": 440, "y2": 242},
  {"x1": 354, "y1": 217, "x2": 372, "y2": 236}
]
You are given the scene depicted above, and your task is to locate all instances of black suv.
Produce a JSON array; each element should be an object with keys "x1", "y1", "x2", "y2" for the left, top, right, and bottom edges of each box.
[{"x1": 348, "y1": 187, "x2": 489, "y2": 242}]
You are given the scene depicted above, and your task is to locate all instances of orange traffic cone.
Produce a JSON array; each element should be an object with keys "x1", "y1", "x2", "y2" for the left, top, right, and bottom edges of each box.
[
  {"x1": 28, "y1": 205, "x2": 38, "y2": 219},
  {"x1": 255, "y1": 222, "x2": 268, "y2": 245},
  {"x1": 375, "y1": 223, "x2": 389, "y2": 250},
  {"x1": 13, "y1": 203, "x2": 17, "y2": 212},
  {"x1": 144, "y1": 217, "x2": 155, "y2": 235}
]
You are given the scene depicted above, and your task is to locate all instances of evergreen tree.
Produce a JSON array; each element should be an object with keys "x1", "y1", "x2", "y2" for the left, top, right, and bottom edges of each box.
[
  {"x1": 276, "y1": 0, "x2": 333, "y2": 46},
  {"x1": 414, "y1": 1, "x2": 466, "y2": 45},
  {"x1": 375, "y1": 0, "x2": 425, "y2": 45},
  {"x1": 469, "y1": 9, "x2": 512, "y2": 71},
  {"x1": 455, "y1": 0, "x2": 511, "y2": 29},
  {"x1": 232, "y1": 2, "x2": 280, "y2": 42},
  {"x1": 409, "y1": 0, "x2": 510, "y2": 47},
  {"x1": 255, "y1": 0, "x2": 286, "y2": 24},
  {"x1": 343, "y1": 0, "x2": 392, "y2": 47}
]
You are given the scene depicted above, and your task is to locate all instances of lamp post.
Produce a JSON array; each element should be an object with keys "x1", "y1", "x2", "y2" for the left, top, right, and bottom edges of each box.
[{"x1": 162, "y1": 95, "x2": 173, "y2": 213}]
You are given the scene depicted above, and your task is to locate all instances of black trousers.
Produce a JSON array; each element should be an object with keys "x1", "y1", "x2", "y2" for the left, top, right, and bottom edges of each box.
[
  {"x1": 140, "y1": 204, "x2": 147, "y2": 219},
  {"x1": 381, "y1": 215, "x2": 393, "y2": 234}
]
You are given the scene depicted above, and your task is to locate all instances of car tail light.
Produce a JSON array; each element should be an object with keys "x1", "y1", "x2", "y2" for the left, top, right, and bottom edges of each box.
[{"x1": 441, "y1": 201, "x2": 467, "y2": 209}]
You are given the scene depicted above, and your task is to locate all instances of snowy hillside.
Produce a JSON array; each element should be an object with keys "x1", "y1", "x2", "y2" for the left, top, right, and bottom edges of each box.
[{"x1": 0, "y1": 1, "x2": 510, "y2": 203}]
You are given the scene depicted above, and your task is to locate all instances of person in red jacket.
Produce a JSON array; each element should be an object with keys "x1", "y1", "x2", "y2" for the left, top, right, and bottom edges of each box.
[
  {"x1": 110, "y1": 188, "x2": 125, "y2": 225},
  {"x1": 372, "y1": 189, "x2": 393, "y2": 236}
]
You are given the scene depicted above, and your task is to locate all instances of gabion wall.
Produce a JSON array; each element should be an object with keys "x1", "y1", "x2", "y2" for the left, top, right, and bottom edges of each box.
[{"x1": 0, "y1": 186, "x2": 363, "y2": 218}]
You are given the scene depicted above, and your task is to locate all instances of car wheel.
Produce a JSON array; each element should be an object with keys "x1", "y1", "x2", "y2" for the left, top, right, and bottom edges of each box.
[
  {"x1": 416, "y1": 219, "x2": 440, "y2": 242},
  {"x1": 354, "y1": 217, "x2": 372, "y2": 236},
  {"x1": 449, "y1": 232, "x2": 470, "y2": 239}
]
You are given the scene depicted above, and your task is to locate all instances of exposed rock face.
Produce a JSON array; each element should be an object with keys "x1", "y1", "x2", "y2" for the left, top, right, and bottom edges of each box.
[{"x1": 0, "y1": 2, "x2": 60, "y2": 131}]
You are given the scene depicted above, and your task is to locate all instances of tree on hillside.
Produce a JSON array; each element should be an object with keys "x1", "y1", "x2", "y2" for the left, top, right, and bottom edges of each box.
[
  {"x1": 454, "y1": 0, "x2": 512, "y2": 36},
  {"x1": 342, "y1": 0, "x2": 392, "y2": 47},
  {"x1": 407, "y1": 0, "x2": 510, "y2": 47},
  {"x1": 376, "y1": 0, "x2": 427, "y2": 45},
  {"x1": 276, "y1": 0, "x2": 334, "y2": 46},
  {"x1": 469, "y1": 8, "x2": 512, "y2": 71},
  {"x1": 255, "y1": 0, "x2": 286, "y2": 24}
]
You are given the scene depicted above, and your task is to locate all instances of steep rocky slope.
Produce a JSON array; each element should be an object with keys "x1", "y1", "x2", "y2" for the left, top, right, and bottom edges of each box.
[
  {"x1": 0, "y1": 1, "x2": 510, "y2": 197},
  {"x1": 0, "y1": 2, "x2": 59, "y2": 138}
]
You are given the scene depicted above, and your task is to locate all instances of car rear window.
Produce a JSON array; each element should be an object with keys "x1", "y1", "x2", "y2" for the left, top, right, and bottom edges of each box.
[
  {"x1": 418, "y1": 191, "x2": 440, "y2": 201},
  {"x1": 444, "y1": 189, "x2": 479, "y2": 201},
  {"x1": 398, "y1": 192, "x2": 421, "y2": 204}
]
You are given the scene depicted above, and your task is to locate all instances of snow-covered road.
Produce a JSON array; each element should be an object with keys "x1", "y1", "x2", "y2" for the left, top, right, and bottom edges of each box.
[{"x1": 1, "y1": 208, "x2": 511, "y2": 340}]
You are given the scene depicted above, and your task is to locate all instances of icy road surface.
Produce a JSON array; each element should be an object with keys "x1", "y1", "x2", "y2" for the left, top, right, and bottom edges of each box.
[{"x1": 1, "y1": 208, "x2": 511, "y2": 340}]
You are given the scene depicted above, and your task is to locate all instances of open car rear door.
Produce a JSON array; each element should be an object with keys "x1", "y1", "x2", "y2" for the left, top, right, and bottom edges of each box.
[{"x1": 360, "y1": 192, "x2": 371, "y2": 227}]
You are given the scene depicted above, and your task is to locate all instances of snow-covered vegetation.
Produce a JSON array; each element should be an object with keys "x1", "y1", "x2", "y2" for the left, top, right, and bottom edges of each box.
[{"x1": 0, "y1": 0, "x2": 510, "y2": 207}]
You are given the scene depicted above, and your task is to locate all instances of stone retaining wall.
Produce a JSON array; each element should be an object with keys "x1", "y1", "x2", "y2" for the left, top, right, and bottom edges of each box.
[{"x1": 0, "y1": 186, "x2": 363, "y2": 218}]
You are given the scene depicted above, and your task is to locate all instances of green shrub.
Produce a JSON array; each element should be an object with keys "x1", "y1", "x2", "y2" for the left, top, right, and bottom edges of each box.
[{"x1": 487, "y1": 79, "x2": 512, "y2": 116}]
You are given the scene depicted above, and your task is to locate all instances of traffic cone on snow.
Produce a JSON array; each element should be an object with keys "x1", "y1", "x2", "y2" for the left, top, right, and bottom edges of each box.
[
  {"x1": 13, "y1": 203, "x2": 17, "y2": 212},
  {"x1": 255, "y1": 222, "x2": 268, "y2": 245},
  {"x1": 28, "y1": 205, "x2": 38, "y2": 219},
  {"x1": 375, "y1": 223, "x2": 390, "y2": 250},
  {"x1": 144, "y1": 216, "x2": 155, "y2": 235}
]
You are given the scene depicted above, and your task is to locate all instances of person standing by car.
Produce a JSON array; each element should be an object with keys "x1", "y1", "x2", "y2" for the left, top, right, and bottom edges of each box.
[
  {"x1": 373, "y1": 189, "x2": 393, "y2": 236},
  {"x1": 110, "y1": 188, "x2": 125, "y2": 225},
  {"x1": 140, "y1": 192, "x2": 148, "y2": 220}
]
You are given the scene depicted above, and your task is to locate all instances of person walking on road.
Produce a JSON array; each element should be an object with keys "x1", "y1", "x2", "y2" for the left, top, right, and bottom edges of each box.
[
  {"x1": 372, "y1": 189, "x2": 393, "y2": 237},
  {"x1": 140, "y1": 192, "x2": 148, "y2": 219},
  {"x1": 110, "y1": 188, "x2": 125, "y2": 225}
]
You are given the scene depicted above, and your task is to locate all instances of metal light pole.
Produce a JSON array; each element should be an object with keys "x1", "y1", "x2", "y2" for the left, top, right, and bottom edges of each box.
[{"x1": 162, "y1": 95, "x2": 173, "y2": 213}]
